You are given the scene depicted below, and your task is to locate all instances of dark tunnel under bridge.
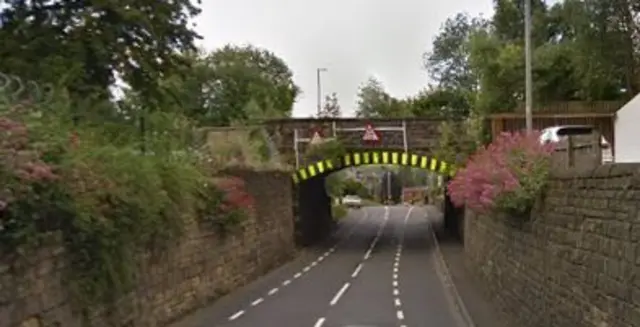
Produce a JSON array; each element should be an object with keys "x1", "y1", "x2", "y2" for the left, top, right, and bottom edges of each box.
[{"x1": 290, "y1": 150, "x2": 464, "y2": 246}]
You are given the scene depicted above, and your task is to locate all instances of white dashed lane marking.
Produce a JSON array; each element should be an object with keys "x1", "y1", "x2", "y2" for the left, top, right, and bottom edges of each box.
[
  {"x1": 226, "y1": 209, "x2": 369, "y2": 321},
  {"x1": 228, "y1": 310, "x2": 244, "y2": 321},
  {"x1": 330, "y1": 282, "x2": 351, "y2": 306},
  {"x1": 351, "y1": 263, "x2": 363, "y2": 278},
  {"x1": 312, "y1": 206, "x2": 391, "y2": 326},
  {"x1": 392, "y1": 206, "x2": 414, "y2": 326},
  {"x1": 313, "y1": 317, "x2": 326, "y2": 327}
]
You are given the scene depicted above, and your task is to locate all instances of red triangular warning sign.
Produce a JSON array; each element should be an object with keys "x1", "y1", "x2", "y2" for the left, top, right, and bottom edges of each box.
[
  {"x1": 362, "y1": 124, "x2": 380, "y2": 142},
  {"x1": 310, "y1": 131, "x2": 323, "y2": 144}
]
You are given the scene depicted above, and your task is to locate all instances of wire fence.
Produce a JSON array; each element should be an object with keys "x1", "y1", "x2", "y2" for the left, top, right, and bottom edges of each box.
[{"x1": 0, "y1": 71, "x2": 56, "y2": 107}]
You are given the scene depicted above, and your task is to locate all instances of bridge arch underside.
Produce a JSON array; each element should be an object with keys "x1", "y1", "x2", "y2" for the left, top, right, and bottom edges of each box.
[{"x1": 292, "y1": 150, "x2": 464, "y2": 246}]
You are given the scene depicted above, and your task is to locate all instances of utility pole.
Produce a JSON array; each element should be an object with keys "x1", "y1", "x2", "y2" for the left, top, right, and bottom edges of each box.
[
  {"x1": 316, "y1": 68, "x2": 327, "y2": 116},
  {"x1": 524, "y1": 0, "x2": 533, "y2": 133}
]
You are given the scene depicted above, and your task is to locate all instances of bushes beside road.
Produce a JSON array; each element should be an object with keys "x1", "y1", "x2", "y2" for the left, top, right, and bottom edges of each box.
[
  {"x1": 0, "y1": 94, "x2": 268, "y2": 317},
  {"x1": 331, "y1": 203, "x2": 348, "y2": 220}
]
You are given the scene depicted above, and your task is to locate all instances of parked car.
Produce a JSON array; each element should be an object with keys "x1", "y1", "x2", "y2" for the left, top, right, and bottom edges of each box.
[
  {"x1": 342, "y1": 195, "x2": 362, "y2": 209},
  {"x1": 539, "y1": 125, "x2": 613, "y2": 163}
]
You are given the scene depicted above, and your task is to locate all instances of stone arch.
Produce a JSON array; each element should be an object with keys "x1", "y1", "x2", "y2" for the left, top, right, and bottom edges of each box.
[{"x1": 291, "y1": 150, "x2": 456, "y2": 184}]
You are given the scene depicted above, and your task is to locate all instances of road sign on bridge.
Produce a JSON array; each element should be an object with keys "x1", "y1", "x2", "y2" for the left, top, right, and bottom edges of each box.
[
  {"x1": 362, "y1": 123, "x2": 381, "y2": 143},
  {"x1": 309, "y1": 130, "x2": 323, "y2": 145}
]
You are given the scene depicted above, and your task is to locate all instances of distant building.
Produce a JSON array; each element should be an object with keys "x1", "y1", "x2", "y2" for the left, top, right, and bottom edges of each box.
[{"x1": 614, "y1": 94, "x2": 640, "y2": 162}]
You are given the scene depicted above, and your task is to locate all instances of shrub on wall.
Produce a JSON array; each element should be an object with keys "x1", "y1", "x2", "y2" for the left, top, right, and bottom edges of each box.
[
  {"x1": 199, "y1": 176, "x2": 255, "y2": 233},
  {"x1": 447, "y1": 131, "x2": 554, "y2": 216},
  {"x1": 304, "y1": 138, "x2": 346, "y2": 162},
  {"x1": 0, "y1": 99, "x2": 258, "y2": 319},
  {"x1": 0, "y1": 115, "x2": 63, "y2": 252}
]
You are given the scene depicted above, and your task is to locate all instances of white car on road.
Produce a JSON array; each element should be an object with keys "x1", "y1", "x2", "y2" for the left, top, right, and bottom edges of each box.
[{"x1": 342, "y1": 195, "x2": 362, "y2": 209}]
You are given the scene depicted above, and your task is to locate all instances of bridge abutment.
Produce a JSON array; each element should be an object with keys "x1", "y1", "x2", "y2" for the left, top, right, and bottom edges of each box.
[
  {"x1": 443, "y1": 177, "x2": 465, "y2": 242},
  {"x1": 296, "y1": 175, "x2": 334, "y2": 246}
]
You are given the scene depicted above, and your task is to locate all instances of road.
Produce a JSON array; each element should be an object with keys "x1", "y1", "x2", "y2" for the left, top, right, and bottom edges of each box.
[{"x1": 173, "y1": 205, "x2": 466, "y2": 327}]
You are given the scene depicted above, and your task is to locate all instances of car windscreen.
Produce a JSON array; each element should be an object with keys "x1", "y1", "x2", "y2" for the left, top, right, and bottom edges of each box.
[{"x1": 556, "y1": 127, "x2": 593, "y2": 136}]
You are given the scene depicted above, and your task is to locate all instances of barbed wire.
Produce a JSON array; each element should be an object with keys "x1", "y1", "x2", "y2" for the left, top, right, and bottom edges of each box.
[{"x1": 0, "y1": 71, "x2": 55, "y2": 106}]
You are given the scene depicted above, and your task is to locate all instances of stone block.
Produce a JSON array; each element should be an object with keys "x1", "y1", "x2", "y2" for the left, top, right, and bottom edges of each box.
[
  {"x1": 0, "y1": 170, "x2": 295, "y2": 327},
  {"x1": 465, "y1": 163, "x2": 640, "y2": 327}
]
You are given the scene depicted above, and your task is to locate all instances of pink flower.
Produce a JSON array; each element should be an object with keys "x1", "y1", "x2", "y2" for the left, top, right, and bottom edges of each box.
[{"x1": 447, "y1": 130, "x2": 552, "y2": 212}]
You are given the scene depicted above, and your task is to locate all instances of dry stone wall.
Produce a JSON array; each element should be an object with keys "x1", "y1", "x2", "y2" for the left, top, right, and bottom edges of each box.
[
  {"x1": 464, "y1": 163, "x2": 640, "y2": 327},
  {"x1": 1, "y1": 170, "x2": 295, "y2": 327}
]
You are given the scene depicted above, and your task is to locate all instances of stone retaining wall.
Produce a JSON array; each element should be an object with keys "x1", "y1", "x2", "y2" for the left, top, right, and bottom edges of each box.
[
  {"x1": 464, "y1": 164, "x2": 640, "y2": 327},
  {"x1": 2, "y1": 170, "x2": 295, "y2": 327}
]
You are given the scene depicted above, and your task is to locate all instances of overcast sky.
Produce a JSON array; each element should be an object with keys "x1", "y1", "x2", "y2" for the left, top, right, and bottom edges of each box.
[{"x1": 194, "y1": 0, "x2": 494, "y2": 118}]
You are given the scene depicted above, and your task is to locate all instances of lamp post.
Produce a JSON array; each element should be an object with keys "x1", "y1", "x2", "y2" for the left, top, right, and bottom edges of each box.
[
  {"x1": 317, "y1": 68, "x2": 328, "y2": 116},
  {"x1": 524, "y1": 0, "x2": 533, "y2": 133}
]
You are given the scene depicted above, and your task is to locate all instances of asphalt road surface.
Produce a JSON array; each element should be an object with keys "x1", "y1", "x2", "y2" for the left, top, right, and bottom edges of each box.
[{"x1": 173, "y1": 206, "x2": 466, "y2": 327}]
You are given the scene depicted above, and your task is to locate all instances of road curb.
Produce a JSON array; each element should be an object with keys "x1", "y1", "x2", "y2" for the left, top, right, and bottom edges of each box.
[{"x1": 429, "y1": 226, "x2": 477, "y2": 327}]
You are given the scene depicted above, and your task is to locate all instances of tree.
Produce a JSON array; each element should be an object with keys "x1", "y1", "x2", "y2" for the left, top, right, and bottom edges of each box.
[
  {"x1": 355, "y1": 77, "x2": 412, "y2": 118},
  {"x1": 424, "y1": 13, "x2": 487, "y2": 92},
  {"x1": 0, "y1": 0, "x2": 202, "y2": 102},
  {"x1": 159, "y1": 45, "x2": 300, "y2": 126},
  {"x1": 408, "y1": 87, "x2": 471, "y2": 119},
  {"x1": 319, "y1": 92, "x2": 341, "y2": 118},
  {"x1": 422, "y1": 0, "x2": 639, "y2": 117}
]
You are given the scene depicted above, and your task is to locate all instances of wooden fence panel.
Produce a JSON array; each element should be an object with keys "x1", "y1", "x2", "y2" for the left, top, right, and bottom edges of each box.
[{"x1": 551, "y1": 133, "x2": 602, "y2": 170}]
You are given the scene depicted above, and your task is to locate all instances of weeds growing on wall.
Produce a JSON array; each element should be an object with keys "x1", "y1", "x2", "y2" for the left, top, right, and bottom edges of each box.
[
  {"x1": 304, "y1": 138, "x2": 346, "y2": 162},
  {"x1": 447, "y1": 131, "x2": 555, "y2": 216},
  {"x1": 0, "y1": 94, "x2": 259, "y2": 319},
  {"x1": 198, "y1": 176, "x2": 255, "y2": 234}
]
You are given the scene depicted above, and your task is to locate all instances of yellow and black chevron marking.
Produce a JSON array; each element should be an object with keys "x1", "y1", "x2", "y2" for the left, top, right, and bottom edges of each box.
[{"x1": 291, "y1": 151, "x2": 456, "y2": 184}]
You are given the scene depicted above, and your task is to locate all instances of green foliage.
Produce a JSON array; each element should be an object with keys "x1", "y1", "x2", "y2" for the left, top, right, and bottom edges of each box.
[
  {"x1": 434, "y1": 112, "x2": 486, "y2": 167},
  {"x1": 355, "y1": 77, "x2": 413, "y2": 118},
  {"x1": 331, "y1": 204, "x2": 348, "y2": 220},
  {"x1": 318, "y1": 92, "x2": 342, "y2": 118},
  {"x1": 197, "y1": 177, "x2": 255, "y2": 235},
  {"x1": 162, "y1": 45, "x2": 300, "y2": 126},
  {"x1": 0, "y1": 0, "x2": 202, "y2": 102},
  {"x1": 304, "y1": 138, "x2": 346, "y2": 162},
  {"x1": 0, "y1": 95, "x2": 256, "y2": 317},
  {"x1": 0, "y1": 0, "x2": 293, "y2": 317},
  {"x1": 347, "y1": 0, "x2": 640, "y2": 121},
  {"x1": 425, "y1": 0, "x2": 639, "y2": 116},
  {"x1": 448, "y1": 131, "x2": 555, "y2": 216},
  {"x1": 60, "y1": 143, "x2": 203, "y2": 306},
  {"x1": 406, "y1": 87, "x2": 471, "y2": 119},
  {"x1": 342, "y1": 178, "x2": 371, "y2": 199},
  {"x1": 304, "y1": 139, "x2": 348, "y2": 198}
]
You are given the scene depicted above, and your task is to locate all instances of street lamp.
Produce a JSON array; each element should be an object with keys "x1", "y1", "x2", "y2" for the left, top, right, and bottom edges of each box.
[
  {"x1": 317, "y1": 68, "x2": 328, "y2": 116},
  {"x1": 524, "y1": 0, "x2": 533, "y2": 133}
]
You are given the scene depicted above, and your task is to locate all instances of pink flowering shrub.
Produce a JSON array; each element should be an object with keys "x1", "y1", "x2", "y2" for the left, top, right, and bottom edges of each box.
[
  {"x1": 0, "y1": 115, "x2": 63, "y2": 251},
  {"x1": 447, "y1": 131, "x2": 555, "y2": 215}
]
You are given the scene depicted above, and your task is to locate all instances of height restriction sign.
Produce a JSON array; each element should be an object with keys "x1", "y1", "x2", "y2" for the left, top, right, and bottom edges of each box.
[
  {"x1": 362, "y1": 123, "x2": 381, "y2": 143},
  {"x1": 309, "y1": 128, "x2": 323, "y2": 145}
]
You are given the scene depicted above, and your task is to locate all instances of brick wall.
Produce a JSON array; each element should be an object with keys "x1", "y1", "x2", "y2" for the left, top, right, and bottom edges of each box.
[
  {"x1": 464, "y1": 163, "x2": 640, "y2": 327},
  {"x1": 1, "y1": 170, "x2": 296, "y2": 327}
]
